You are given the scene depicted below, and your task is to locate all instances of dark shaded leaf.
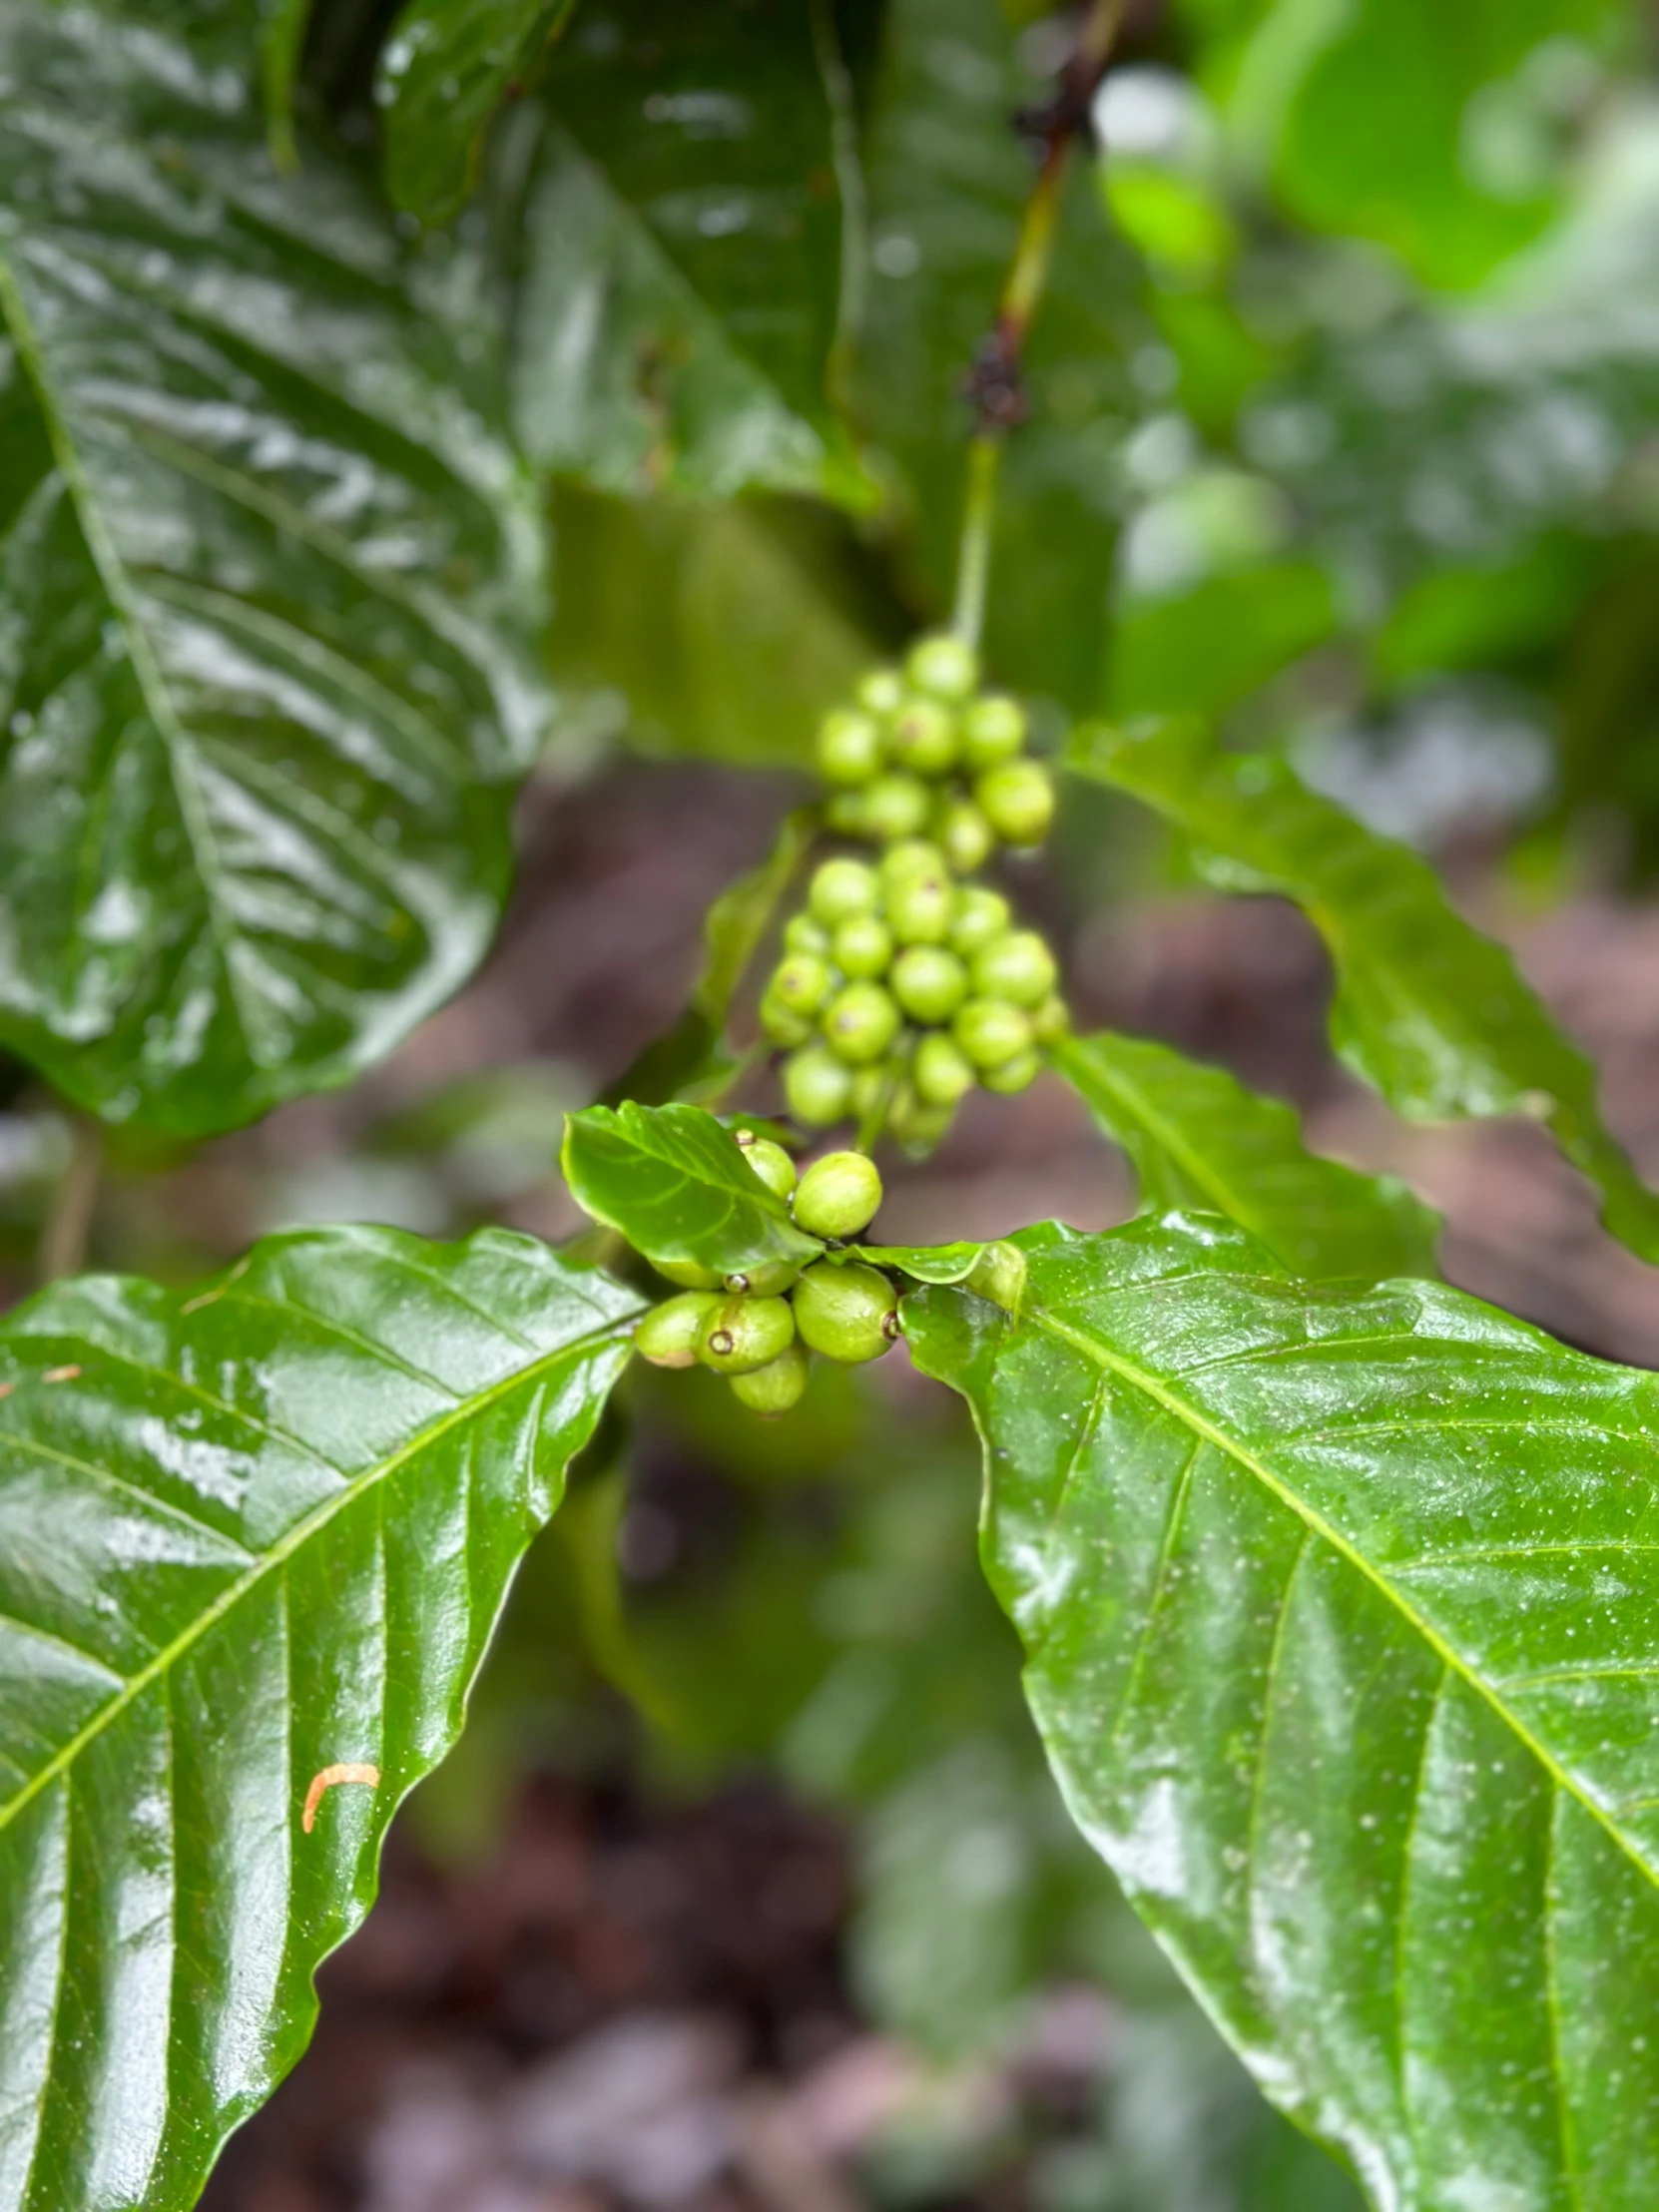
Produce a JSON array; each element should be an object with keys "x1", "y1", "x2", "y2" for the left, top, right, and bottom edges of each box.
[
  {"x1": 1054, "y1": 1030, "x2": 1439, "y2": 1283},
  {"x1": 907, "y1": 1210, "x2": 1659, "y2": 2211},
  {"x1": 378, "y1": 0, "x2": 578, "y2": 222},
  {"x1": 1069, "y1": 719, "x2": 1659, "y2": 1260},
  {"x1": 0, "y1": 1224, "x2": 640, "y2": 2212},
  {"x1": 0, "y1": 2, "x2": 551, "y2": 1138}
]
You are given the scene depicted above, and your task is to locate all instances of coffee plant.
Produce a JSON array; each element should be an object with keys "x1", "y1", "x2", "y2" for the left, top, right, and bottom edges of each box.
[{"x1": 4, "y1": 0, "x2": 1659, "y2": 2207}]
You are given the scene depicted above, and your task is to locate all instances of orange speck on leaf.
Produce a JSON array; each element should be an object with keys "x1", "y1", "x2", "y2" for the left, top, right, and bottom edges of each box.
[
  {"x1": 42, "y1": 1367, "x2": 81, "y2": 1384},
  {"x1": 301, "y1": 1763, "x2": 381, "y2": 1834}
]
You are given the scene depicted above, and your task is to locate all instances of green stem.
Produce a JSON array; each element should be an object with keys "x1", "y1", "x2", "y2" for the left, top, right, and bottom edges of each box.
[
  {"x1": 952, "y1": 434, "x2": 1003, "y2": 651},
  {"x1": 39, "y1": 1112, "x2": 102, "y2": 1284}
]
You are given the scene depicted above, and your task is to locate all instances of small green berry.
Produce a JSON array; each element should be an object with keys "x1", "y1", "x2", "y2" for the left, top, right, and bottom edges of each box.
[
  {"x1": 891, "y1": 944, "x2": 969, "y2": 1024},
  {"x1": 912, "y1": 1031, "x2": 977, "y2": 1107},
  {"x1": 1030, "y1": 993, "x2": 1070, "y2": 1045},
  {"x1": 971, "y1": 929, "x2": 1057, "y2": 1009},
  {"x1": 850, "y1": 1064, "x2": 890, "y2": 1122},
  {"x1": 784, "y1": 1045, "x2": 854, "y2": 1127},
  {"x1": 784, "y1": 913, "x2": 832, "y2": 958},
  {"x1": 793, "y1": 1149, "x2": 883, "y2": 1239},
  {"x1": 817, "y1": 707, "x2": 884, "y2": 788},
  {"x1": 934, "y1": 799, "x2": 995, "y2": 875},
  {"x1": 857, "y1": 668, "x2": 906, "y2": 719},
  {"x1": 636, "y1": 1292, "x2": 719, "y2": 1368},
  {"x1": 724, "y1": 1260, "x2": 802, "y2": 1297},
  {"x1": 761, "y1": 987, "x2": 814, "y2": 1049},
  {"x1": 976, "y1": 760, "x2": 1055, "y2": 847},
  {"x1": 655, "y1": 1259, "x2": 723, "y2": 1291},
  {"x1": 730, "y1": 1340, "x2": 812, "y2": 1415},
  {"x1": 889, "y1": 1090, "x2": 956, "y2": 1153},
  {"x1": 950, "y1": 886, "x2": 1012, "y2": 956},
  {"x1": 698, "y1": 1294, "x2": 798, "y2": 1376},
  {"x1": 981, "y1": 1047, "x2": 1041, "y2": 1095},
  {"x1": 832, "y1": 913, "x2": 894, "y2": 980},
  {"x1": 889, "y1": 699, "x2": 958, "y2": 777},
  {"x1": 967, "y1": 1240, "x2": 1027, "y2": 1314},
  {"x1": 953, "y1": 997, "x2": 1034, "y2": 1071},
  {"x1": 744, "y1": 1137, "x2": 799, "y2": 1199},
  {"x1": 810, "y1": 856, "x2": 880, "y2": 926},
  {"x1": 885, "y1": 869, "x2": 954, "y2": 947},
  {"x1": 773, "y1": 953, "x2": 834, "y2": 1016},
  {"x1": 826, "y1": 792, "x2": 867, "y2": 835},
  {"x1": 824, "y1": 981, "x2": 900, "y2": 1066},
  {"x1": 905, "y1": 633, "x2": 979, "y2": 704},
  {"x1": 960, "y1": 694, "x2": 1028, "y2": 770},
  {"x1": 880, "y1": 838, "x2": 948, "y2": 885},
  {"x1": 792, "y1": 1261, "x2": 900, "y2": 1365},
  {"x1": 859, "y1": 773, "x2": 932, "y2": 842}
]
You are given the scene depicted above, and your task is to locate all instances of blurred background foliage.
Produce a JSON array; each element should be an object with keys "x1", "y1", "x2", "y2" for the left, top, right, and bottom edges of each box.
[{"x1": 19, "y1": 0, "x2": 1659, "y2": 2203}]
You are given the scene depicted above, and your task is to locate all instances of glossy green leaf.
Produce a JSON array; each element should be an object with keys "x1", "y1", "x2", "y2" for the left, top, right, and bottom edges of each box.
[
  {"x1": 0, "y1": 1, "x2": 551, "y2": 1139},
  {"x1": 1070, "y1": 719, "x2": 1659, "y2": 1261},
  {"x1": 378, "y1": 0, "x2": 577, "y2": 222},
  {"x1": 849, "y1": 1243, "x2": 987, "y2": 1286},
  {"x1": 604, "y1": 808, "x2": 817, "y2": 1109},
  {"x1": 562, "y1": 1100, "x2": 825, "y2": 1277},
  {"x1": 1054, "y1": 1030, "x2": 1439, "y2": 1284},
  {"x1": 1108, "y1": 563, "x2": 1337, "y2": 720},
  {"x1": 0, "y1": 1223, "x2": 641, "y2": 2212},
  {"x1": 499, "y1": 0, "x2": 868, "y2": 503},
  {"x1": 907, "y1": 1210, "x2": 1659, "y2": 2210}
]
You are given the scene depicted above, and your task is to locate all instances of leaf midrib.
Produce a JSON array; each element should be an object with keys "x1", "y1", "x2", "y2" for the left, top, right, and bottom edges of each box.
[
  {"x1": 1055, "y1": 1036, "x2": 1274, "y2": 1242},
  {"x1": 1027, "y1": 1298, "x2": 1659, "y2": 1906},
  {"x1": 0, "y1": 1309, "x2": 635, "y2": 1841}
]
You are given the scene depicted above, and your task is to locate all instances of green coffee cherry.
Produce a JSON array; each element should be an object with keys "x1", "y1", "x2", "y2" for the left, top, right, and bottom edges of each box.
[
  {"x1": 857, "y1": 668, "x2": 905, "y2": 719},
  {"x1": 636, "y1": 1291, "x2": 719, "y2": 1368},
  {"x1": 833, "y1": 913, "x2": 894, "y2": 980},
  {"x1": 961, "y1": 694, "x2": 1027, "y2": 770},
  {"x1": 698, "y1": 1294, "x2": 798, "y2": 1376},
  {"x1": 724, "y1": 1259, "x2": 801, "y2": 1297},
  {"x1": 810, "y1": 856, "x2": 880, "y2": 926},
  {"x1": 1030, "y1": 993, "x2": 1070, "y2": 1045},
  {"x1": 793, "y1": 1149, "x2": 883, "y2": 1239},
  {"x1": 891, "y1": 944, "x2": 969, "y2": 1024},
  {"x1": 971, "y1": 929, "x2": 1057, "y2": 1009},
  {"x1": 761, "y1": 987, "x2": 813, "y2": 1049},
  {"x1": 785, "y1": 913, "x2": 832, "y2": 958},
  {"x1": 950, "y1": 885, "x2": 1012, "y2": 957},
  {"x1": 859, "y1": 773, "x2": 931, "y2": 842},
  {"x1": 656, "y1": 1258, "x2": 723, "y2": 1291},
  {"x1": 792, "y1": 1261, "x2": 900, "y2": 1364},
  {"x1": 785, "y1": 1044, "x2": 854, "y2": 1127},
  {"x1": 730, "y1": 1340, "x2": 812, "y2": 1415},
  {"x1": 981, "y1": 1047, "x2": 1041, "y2": 1095},
  {"x1": 935, "y1": 799, "x2": 995, "y2": 876},
  {"x1": 817, "y1": 708, "x2": 884, "y2": 788},
  {"x1": 825, "y1": 981, "x2": 900, "y2": 1066},
  {"x1": 773, "y1": 953, "x2": 834, "y2": 1016},
  {"x1": 742, "y1": 1135, "x2": 800, "y2": 1199},
  {"x1": 880, "y1": 838, "x2": 948, "y2": 885},
  {"x1": 913, "y1": 1031, "x2": 977, "y2": 1107},
  {"x1": 906, "y1": 633, "x2": 979, "y2": 704},
  {"x1": 966, "y1": 1240, "x2": 1027, "y2": 1314},
  {"x1": 889, "y1": 699, "x2": 957, "y2": 777},
  {"x1": 889, "y1": 1090, "x2": 956, "y2": 1151},
  {"x1": 976, "y1": 759, "x2": 1055, "y2": 846},
  {"x1": 850, "y1": 1063, "x2": 890, "y2": 1122},
  {"x1": 886, "y1": 869, "x2": 953, "y2": 946},
  {"x1": 954, "y1": 997, "x2": 1034, "y2": 1071},
  {"x1": 826, "y1": 792, "x2": 868, "y2": 836}
]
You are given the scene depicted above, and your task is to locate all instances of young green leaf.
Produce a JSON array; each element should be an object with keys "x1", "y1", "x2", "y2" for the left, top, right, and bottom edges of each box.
[
  {"x1": 0, "y1": 2, "x2": 551, "y2": 1139},
  {"x1": 377, "y1": 0, "x2": 578, "y2": 222},
  {"x1": 0, "y1": 1224, "x2": 641, "y2": 2212},
  {"x1": 259, "y1": 0, "x2": 313, "y2": 166},
  {"x1": 1054, "y1": 1030, "x2": 1439, "y2": 1283},
  {"x1": 1070, "y1": 720, "x2": 1659, "y2": 1261},
  {"x1": 907, "y1": 1212, "x2": 1659, "y2": 2210},
  {"x1": 605, "y1": 809, "x2": 816, "y2": 1109},
  {"x1": 563, "y1": 1101, "x2": 825, "y2": 1277},
  {"x1": 500, "y1": 0, "x2": 869, "y2": 504}
]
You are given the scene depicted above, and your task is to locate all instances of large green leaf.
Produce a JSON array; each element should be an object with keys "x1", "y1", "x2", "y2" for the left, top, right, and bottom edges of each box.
[
  {"x1": 496, "y1": 0, "x2": 868, "y2": 503},
  {"x1": 562, "y1": 1100, "x2": 825, "y2": 1277},
  {"x1": 378, "y1": 0, "x2": 578, "y2": 222},
  {"x1": 0, "y1": 1, "x2": 550, "y2": 1139},
  {"x1": 1054, "y1": 1030, "x2": 1439, "y2": 1284},
  {"x1": 906, "y1": 1211, "x2": 1659, "y2": 2210},
  {"x1": 1069, "y1": 719, "x2": 1659, "y2": 1261},
  {"x1": 0, "y1": 1223, "x2": 641, "y2": 2212}
]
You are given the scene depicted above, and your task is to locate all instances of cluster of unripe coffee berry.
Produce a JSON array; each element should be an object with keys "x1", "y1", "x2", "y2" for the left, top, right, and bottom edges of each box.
[
  {"x1": 634, "y1": 1140, "x2": 898, "y2": 1415},
  {"x1": 762, "y1": 634, "x2": 1065, "y2": 1148}
]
